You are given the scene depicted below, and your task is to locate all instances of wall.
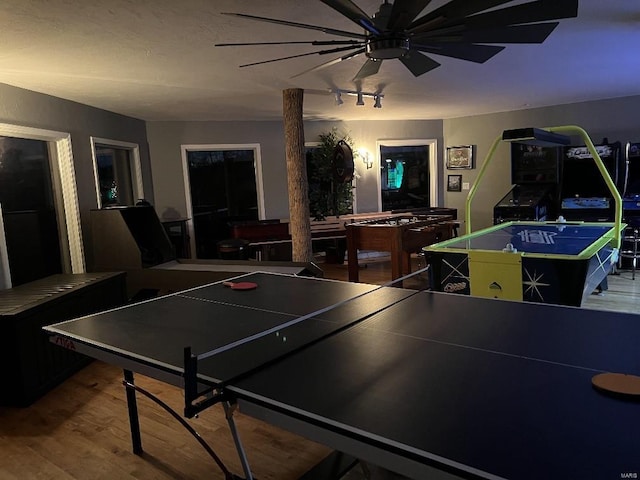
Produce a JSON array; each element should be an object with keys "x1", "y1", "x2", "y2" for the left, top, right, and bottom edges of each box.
[
  {"x1": 7, "y1": 79, "x2": 639, "y2": 267},
  {"x1": 305, "y1": 120, "x2": 444, "y2": 214},
  {"x1": 443, "y1": 95, "x2": 640, "y2": 232},
  {"x1": 146, "y1": 118, "x2": 443, "y2": 221},
  {"x1": 0, "y1": 83, "x2": 151, "y2": 266}
]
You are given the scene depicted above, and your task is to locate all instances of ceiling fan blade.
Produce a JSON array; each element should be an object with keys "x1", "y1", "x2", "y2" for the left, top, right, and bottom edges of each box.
[
  {"x1": 291, "y1": 48, "x2": 366, "y2": 78},
  {"x1": 387, "y1": 0, "x2": 433, "y2": 31},
  {"x1": 415, "y1": 22, "x2": 560, "y2": 44},
  {"x1": 413, "y1": 43, "x2": 505, "y2": 63},
  {"x1": 239, "y1": 45, "x2": 362, "y2": 68},
  {"x1": 465, "y1": 22, "x2": 559, "y2": 44},
  {"x1": 464, "y1": 0, "x2": 578, "y2": 29},
  {"x1": 221, "y1": 12, "x2": 366, "y2": 39},
  {"x1": 407, "y1": 0, "x2": 513, "y2": 33},
  {"x1": 399, "y1": 51, "x2": 441, "y2": 76},
  {"x1": 353, "y1": 59, "x2": 383, "y2": 80},
  {"x1": 320, "y1": 0, "x2": 381, "y2": 35},
  {"x1": 216, "y1": 40, "x2": 363, "y2": 47}
]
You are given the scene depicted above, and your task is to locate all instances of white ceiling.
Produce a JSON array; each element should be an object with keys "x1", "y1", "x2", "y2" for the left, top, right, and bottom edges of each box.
[{"x1": 0, "y1": 0, "x2": 638, "y2": 122}]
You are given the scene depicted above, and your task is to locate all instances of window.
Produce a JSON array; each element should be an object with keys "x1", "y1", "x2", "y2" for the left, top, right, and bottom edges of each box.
[
  {"x1": 181, "y1": 144, "x2": 265, "y2": 258},
  {"x1": 0, "y1": 123, "x2": 83, "y2": 289},
  {"x1": 91, "y1": 137, "x2": 143, "y2": 208},
  {"x1": 377, "y1": 140, "x2": 438, "y2": 211}
]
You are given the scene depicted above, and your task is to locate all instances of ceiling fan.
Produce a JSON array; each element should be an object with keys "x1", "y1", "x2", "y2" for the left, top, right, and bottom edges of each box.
[{"x1": 216, "y1": 0, "x2": 579, "y2": 80}]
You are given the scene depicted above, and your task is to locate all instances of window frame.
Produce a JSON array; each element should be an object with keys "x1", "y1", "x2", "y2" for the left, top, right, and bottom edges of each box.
[{"x1": 90, "y1": 137, "x2": 143, "y2": 209}]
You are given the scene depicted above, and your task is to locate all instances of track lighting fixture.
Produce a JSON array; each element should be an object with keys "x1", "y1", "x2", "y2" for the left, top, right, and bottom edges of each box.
[{"x1": 330, "y1": 89, "x2": 383, "y2": 109}]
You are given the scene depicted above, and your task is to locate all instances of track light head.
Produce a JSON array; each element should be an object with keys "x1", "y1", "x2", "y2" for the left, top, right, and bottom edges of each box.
[
  {"x1": 356, "y1": 91, "x2": 364, "y2": 106},
  {"x1": 373, "y1": 95, "x2": 382, "y2": 108}
]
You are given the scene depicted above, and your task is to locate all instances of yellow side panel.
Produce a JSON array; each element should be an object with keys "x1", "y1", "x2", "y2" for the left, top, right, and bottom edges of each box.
[{"x1": 468, "y1": 250, "x2": 522, "y2": 301}]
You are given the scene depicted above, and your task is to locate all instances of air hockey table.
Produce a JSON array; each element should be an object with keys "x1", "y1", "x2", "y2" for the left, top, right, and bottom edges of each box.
[{"x1": 423, "y1": 220, "x2": 623, "y2": 306}]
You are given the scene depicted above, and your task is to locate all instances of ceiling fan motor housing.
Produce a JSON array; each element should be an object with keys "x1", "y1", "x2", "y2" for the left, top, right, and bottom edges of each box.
[{"x1": 366, "y1": 35, "x2": 410, "y2": 60}]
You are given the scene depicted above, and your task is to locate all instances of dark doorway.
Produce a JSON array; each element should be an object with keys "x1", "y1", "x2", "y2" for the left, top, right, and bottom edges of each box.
[{"x1": 186, "y1": 149, "x2": 260, "y2": 258}]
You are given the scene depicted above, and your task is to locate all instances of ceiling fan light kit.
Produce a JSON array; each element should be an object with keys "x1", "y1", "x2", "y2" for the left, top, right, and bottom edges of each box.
[{"x1": 216, "y1": 0, "x2": 579, "y2": 80}]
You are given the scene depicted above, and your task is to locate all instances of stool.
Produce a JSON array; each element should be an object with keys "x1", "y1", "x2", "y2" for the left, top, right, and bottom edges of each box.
[
  {"x1": 216, "y1": 238, "x2": 250, "y2": 260},
  {"x1": 620, "y1": 228, "x2": 640, "y2": 280}
]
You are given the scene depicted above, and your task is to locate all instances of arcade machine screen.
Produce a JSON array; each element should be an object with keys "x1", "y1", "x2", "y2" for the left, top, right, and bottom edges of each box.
[{"x1": 559, "y1": 142, "x2": 622, "y2": 222}]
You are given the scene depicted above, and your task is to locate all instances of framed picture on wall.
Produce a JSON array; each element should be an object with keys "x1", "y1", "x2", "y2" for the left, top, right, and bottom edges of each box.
[
  {"x1": 447, "y1": 174, "x2": 463, "y2": 192},
  {"x1": 446, "y1": 145, "x2": 474, "y2": 169}
]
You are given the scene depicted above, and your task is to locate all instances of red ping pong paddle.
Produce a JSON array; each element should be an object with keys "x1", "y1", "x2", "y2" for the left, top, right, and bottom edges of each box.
[{"x1": 223, "y1": 281, "x2": 258, "y2": 291}]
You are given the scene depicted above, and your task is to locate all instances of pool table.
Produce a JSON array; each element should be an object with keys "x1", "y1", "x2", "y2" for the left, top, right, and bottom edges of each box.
[{"x1": 423, "y1": 221, "x2": 622, "y2": 306}]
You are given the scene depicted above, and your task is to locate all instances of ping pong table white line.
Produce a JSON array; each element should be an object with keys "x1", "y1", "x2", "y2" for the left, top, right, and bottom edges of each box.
[
  {"x1": 195, "y1": 266, "x2": 431, "y2": 361},
  {"x1": 177, "y1": 294, "x2": 304, "y2": 319},
  {"x1": 347, "y1": 321, "x2": 608, "y2": 375}
]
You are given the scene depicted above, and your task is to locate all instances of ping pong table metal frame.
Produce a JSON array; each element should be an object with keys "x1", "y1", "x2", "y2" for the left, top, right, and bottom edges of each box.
[{"x1": 56, "y1": 335, "x2": 254, "y2": 480}]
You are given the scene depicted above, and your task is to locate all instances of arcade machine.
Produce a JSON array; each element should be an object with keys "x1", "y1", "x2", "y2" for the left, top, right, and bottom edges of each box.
[
  {"x1": 559, "y1": 140, "x2": 623, "y2": 222},
  {"x1": 618, "y1": 142, "x2": 640, "y2": 274},
  {"x1": 623, "y1": 142, "x2": 640, "y2": 227},
  {"x1": 493, "y1": 143, "x2": 561, "y2": 224}
]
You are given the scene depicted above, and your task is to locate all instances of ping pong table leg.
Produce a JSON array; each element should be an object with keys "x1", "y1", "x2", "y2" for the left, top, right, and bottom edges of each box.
[
  {"x1": 223, "y1": 401, "x2": 254, "y2": 480},
  {"x1": 123, "y1": 369, "x2": 143, "y2": 454}
]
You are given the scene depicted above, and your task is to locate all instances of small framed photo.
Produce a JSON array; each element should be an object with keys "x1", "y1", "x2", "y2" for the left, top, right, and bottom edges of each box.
[
  {"x1": 446, "y1": 145, "x2": 474, "y2": 169},
  {"x1": 447, "y1": 174, "x2": 462, "y2": 192}
]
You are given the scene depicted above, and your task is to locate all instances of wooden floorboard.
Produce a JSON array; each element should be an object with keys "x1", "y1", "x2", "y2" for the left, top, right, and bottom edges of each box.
[{"x1": 1, "y1": 257, "x2": 638, "y2": 480}]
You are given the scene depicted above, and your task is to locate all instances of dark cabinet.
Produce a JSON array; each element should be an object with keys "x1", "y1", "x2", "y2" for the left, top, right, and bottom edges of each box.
[{"x1": 0, "y1": 272, "x2": 127, "y2": 407}]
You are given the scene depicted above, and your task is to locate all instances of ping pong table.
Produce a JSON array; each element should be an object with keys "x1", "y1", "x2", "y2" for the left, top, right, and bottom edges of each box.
[{"x1": 44, "y1": 271, "x2": 640, "y2": 480}]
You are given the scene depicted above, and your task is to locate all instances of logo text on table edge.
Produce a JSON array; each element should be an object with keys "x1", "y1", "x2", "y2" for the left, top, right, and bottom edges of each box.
[{"x1": 55, "y1": 336, "x2": 76, "y2": 351}]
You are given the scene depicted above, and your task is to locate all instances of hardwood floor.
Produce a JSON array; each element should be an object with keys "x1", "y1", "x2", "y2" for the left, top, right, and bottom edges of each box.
[
  {"x1": 0, "y1": 361, "x2": 331, "y2": 480},
  {"x1": 1, "y1": 258, "x2": 638, "y2": 480}
]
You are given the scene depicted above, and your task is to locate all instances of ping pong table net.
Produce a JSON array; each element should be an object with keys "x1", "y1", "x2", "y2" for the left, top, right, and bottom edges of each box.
[{"x1": 182, "y1": 271, "x2": 427, "y2": 418}]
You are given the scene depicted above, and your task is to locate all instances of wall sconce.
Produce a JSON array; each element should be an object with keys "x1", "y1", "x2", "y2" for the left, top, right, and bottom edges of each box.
[
  {"x1": 330, "y1": 89, "x2": 383, "y2": 108},
  {"x1": 358, "y1": 148, "x2": 373, "y2": 169}
]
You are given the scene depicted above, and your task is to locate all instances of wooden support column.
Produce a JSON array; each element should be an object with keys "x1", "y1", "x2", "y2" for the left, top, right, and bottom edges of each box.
[{"x1": 282, "y1": 88, "x2": 313, "y2": 262}]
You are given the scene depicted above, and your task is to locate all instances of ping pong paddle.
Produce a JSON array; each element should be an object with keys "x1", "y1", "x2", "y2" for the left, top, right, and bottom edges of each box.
[
  {"x1": 592, "y1": 372, "x2": 640, "y2": 401},
  {"x1": 223, "y1": 281, "x2": 258, "y2": 291}
]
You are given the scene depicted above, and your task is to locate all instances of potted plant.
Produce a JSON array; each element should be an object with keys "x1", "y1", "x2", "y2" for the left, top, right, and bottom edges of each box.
[{"x1": 307, "y1": 128, "x2": 355, "y2": 221}]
